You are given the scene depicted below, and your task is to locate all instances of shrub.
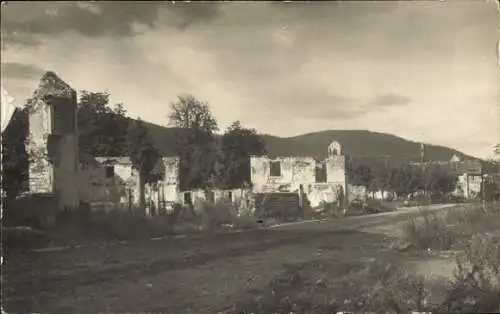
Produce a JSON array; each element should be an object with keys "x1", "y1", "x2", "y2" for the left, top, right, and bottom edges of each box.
[
  {"x1": 199, "y1": 198, "x2": 235, "y2": 231},
  {"x1": 177, "y1": 198, "x2": 260, "y2": 232},
  {"x1": 231, "y1": 214, "x2": 258, "y2": 229},
  {"x1": 439, "y1": 234, "x2": 500, "y2": 313},
  {"x1": 346, "y1": 198, "x2": 397, "y2": 217},
  {"x1": 232, "y1": 261, "x2": 432, "y2": 314},
  {"x1": 322, "y1": 201, "x2": 342, "y2": 217},
  {"x1": 3, "y1": 226, "x2": 51, "y2": 250},
  {"x1": 84, "y1": 209, "x2": 172, "y2": 241},
  {"x1": 335, "y1": 261, "x2": 431, "y2": 313},
  {"x1": 234, "y1": 205, "x2": 500, "y2": 313},
  {"x1": 402, "y1": 210, "x2": 456, "y2": 250}
]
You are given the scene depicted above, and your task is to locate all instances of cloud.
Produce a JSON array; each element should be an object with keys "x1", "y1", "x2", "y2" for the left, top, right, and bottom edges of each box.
[
  {"x1": 0, "y1": 2, "x2": 222, "y2": 48},
  {"x1": 367, "y1": 94, "x2": 412, "y2": 108},
  {"x1": 0, "y1": 1, "x2": 496, "y2": 158},
  {"x1": 0, "y1": 62, "x2": 45, "y2": 80},
  {"x1": 286, "y1": 92, "x2": 364, "y2": 120}
]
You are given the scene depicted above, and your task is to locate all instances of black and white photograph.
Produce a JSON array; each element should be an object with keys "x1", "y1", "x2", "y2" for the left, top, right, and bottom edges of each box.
[{"x1": 1, "y1": 1, "x2": 500, "y2": 313}]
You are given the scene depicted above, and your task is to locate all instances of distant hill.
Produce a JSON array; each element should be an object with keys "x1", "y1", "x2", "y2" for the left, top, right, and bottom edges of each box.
[
  {"x1": 261, "y1": 130, "x2": 476, "y2": 161},
  {"x1": 137, "y1": 120, "x2": 478, "y2": 163}
]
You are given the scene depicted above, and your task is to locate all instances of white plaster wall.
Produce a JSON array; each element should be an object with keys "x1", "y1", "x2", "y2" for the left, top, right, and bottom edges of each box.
[
  {"x1": 291, "y1": 158, "x2": 316, "y2": 187},
  {"x1": 27, "y1": 96, "x2": 82, "y2": 210},
  {"x1": 326, "y1": 155, "x2": 346, "y2": 184},
  {"x1": 162, "y1": 157, "x2": 180, "y2": 202},
  {"x1": 468, "y1": 175, "x2": 482, "y2": 198},
  {"x1": 305, "y1": 183, "x2": 339, "y2": 208},
  {"x1": 250, "y1": 156, "x2": 315, "y2": 193},
  {"x1": 28, "y1": 103, "x2": 53, "y2": 193},
  {"x1": 453, "y1": 174, "x2": 467, "y2": 197},
  {"x1": 79, "y1": 159, "x2": 139, "y2": 209},
  {"x1": 53, "y1": 134, "x2": 79, "y2": 209},
  {"x1": 454, "y1": 173, "x2": 481, "y2": 199},
  {"x1": 371, "y1": 190, "x2": 393, "y2": 200},
  {"x1": 349, "y1": 184, "x2": 367, "y2": 201}
]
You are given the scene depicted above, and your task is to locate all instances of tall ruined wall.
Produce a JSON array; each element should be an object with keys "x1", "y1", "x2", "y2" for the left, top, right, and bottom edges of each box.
[
  {"x1": 26, "y1": 72, "x2": 79, "y2": 210},
  {"x1": 27, "y1": 101, "x2": 53, "y2": 193},
  {"x1": 250, "y1": 141, "x2": 349, "y2": 207},
  {"x1": 325, "y1": 155, "x2": 348, "y2": 204},
  {"x1": 250, "y1": 156, "x2": 316, "y2": 193},
  {"x1": 79, "y1": 156, "x2": 140, "y2": 210},
  {"x1": 161, "y1": 157, "x2": 180, "y2": 202},
  {"x1": 325, "y1": 155, "x2": 346, "y2": 184}
]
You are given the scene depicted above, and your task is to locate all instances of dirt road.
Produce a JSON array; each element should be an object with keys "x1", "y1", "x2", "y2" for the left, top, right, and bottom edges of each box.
[{"x1": 4, "y1": 204, "x2": 454, "y2": 313}]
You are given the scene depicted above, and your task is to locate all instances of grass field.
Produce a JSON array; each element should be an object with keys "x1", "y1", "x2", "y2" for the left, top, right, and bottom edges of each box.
[{"x1": 4, "y1": 203, "x2": 499, "y2": 313}]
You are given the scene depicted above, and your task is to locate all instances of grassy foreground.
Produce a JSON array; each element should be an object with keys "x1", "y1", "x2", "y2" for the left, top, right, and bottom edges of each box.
[
  {"x1": 230, "y1": 203, "x2": 500, "y2": 313},
  {"x1": 4, "y1": 199, "x2": 259, "y2": 249}
]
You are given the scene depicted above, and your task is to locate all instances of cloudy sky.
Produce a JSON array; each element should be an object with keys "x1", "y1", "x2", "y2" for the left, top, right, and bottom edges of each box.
[{"x1": 1, "y1": 1, "x2": 499, "y2": 158}]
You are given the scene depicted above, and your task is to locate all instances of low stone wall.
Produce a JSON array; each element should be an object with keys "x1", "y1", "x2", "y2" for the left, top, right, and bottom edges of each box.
[{"x1": 4, "y1": 193, "x2": 58, "y2": 229}]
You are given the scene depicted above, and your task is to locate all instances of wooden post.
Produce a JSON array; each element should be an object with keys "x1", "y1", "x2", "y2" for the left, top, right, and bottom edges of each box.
[{"x1": 482, "y1": 173, "x2": 487, "y2": 212}]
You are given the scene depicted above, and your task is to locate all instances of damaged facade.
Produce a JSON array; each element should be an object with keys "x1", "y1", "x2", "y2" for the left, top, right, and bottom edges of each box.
[
  {"x1": 23, "y1": 73, "x2": 248, "y2": 215},
  {"x1": 411, "y1": 156, "x2": 484, "y2": 199},
  {"x1": 27, "y1": 71, "x2": 488, "y2": 219},
  {"x1": 22, "y1": 72, "x2": 182, "y2": 214},
  {"x1": 26, "y1": 72, "x2": 80, "y2": 211},
  {"x1": 250, "y1": 141, "x2": 348, "y2": 208},
  {"x1": 79, "y1": 156, "x2": 181, "y2": 213}
]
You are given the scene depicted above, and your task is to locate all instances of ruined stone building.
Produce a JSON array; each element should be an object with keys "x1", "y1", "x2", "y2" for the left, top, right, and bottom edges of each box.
[
  {"x1": 250, "y1": 141, "x2": 348, "y2": 208},
  {"x1": 79, "y1": 156, "x2": 180, "y2": 213},
  {"x1": 20, "y1": 72, "x2": 180, "y2": 214},
  {"x1": 21, "y1": 72, "x2": 246, "y2": 215},
  {"x1": 410, "y1": 155, "x2": 484, "y2": 199},
  {"x1": 19, "y1": 71, "x2": 349, "y2": 217},
  {"x1": 26, "y1": 72, "x2": 80, "y2": 211}
]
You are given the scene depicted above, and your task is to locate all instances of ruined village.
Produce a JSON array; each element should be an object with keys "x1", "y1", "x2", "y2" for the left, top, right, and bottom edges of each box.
[
  {"x1": 4, "y1": 72, "x2": 496, "y2": 225},
  {"x1": 2, "y1": 2, "x2": 500, "y2": 314}
]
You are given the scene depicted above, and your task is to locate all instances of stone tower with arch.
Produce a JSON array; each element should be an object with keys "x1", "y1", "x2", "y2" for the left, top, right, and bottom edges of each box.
[
  {"x1": 26, "y1": 71, "x2": 80, "y2": 210},
  {"x1": 325, "y1": 140, "x2": 348, "y2": 205},
  {"x1": 328, "y1": 141, "x2": 342, "y2": 157}
]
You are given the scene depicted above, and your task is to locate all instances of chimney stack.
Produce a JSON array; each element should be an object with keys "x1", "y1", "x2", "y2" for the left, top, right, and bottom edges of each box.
[{"x1": 420, "y1": 142, "x2": 425, "y2": 163}]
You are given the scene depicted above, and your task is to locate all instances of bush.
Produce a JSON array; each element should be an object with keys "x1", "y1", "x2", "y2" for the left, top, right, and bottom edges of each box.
[
  {"x1": 234, "y1": 205, "x2": 500, "y2": 313},
  {"x1": 336, "y1": 261, "x2": 431, "y2": 313},
  {"x1": 234, "y1": 242, "x2": 500, "y2": 313},
  {"x1": 9, "y1": 197, "x2": 261, "y2": 249},
  {"x1": 402, "y1": 210, "x2": 456, "y2": 250},
  {"x1": 322, "y1": 201, "x2": 342, "y2": 217},
  {"x1": 75, "y1": 209, "x2": 173, "y2": 241},
  {"x1": 3, "y1": 226, "x2": 51, "y2": 250},
  {"x1": 168, "y1": 198, "x2": 258, "y2": 232},
  {"x1": 439, "y1": 234, "x2": 500, "y2": 313},
  {"x1": 346, "y1": 198, "x2": 397, "y2": 217},
  {"x1": 199, "y1": 199, "x2": 235, "y2": 231},
  {"x1": 233, "y1": 261, "x2": 433, "y2": 314},
  {"x1": 231, "y1": 214, "x2": 259, "y2": 230}
]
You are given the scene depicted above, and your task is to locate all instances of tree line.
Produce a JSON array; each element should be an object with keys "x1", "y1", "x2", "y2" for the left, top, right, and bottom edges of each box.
[
  {"x1": 3, "y1": 90, "x2": 491, "y2": 201},
  {"x1": 347, "y1": 158, "x2": 460, "y2": 199},
  {"x1": 1, "y1": 92, "x2": 267, "y2": 199}
]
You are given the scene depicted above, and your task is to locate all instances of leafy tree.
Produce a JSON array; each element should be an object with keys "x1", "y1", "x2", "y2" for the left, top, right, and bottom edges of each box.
[
  {"x1": 347, "y1": 159, "x2": 373, "y2": 190},
  {"x1": 367, "y1": 159, "x2": 394, "y2": 197},
  {"x1": 168, "y1": 95, "x2": 218, "y2": 134},
  {"x1": 221, "y1": 120, "x2": 267, "y2": 188},
  {"x1": 168, "y1": 95, "x2": 219, "y2": 190},
  {"x1": 127, "y1": 119, "x2": 161, "y2": 209},
  {"x1": 77, "y1": 91, "x2": 129, "y2": 156},
  {"x1": 428, "y1": 164, "x2": 458, "y2": 196},
  {"x1": 348, "y1": 159, "x2": 458, "y2": 200},
  {"x1": 127, "y1": 119, "x2": 161, "y2": 183},
  {"x1": 1, "y1": 108, "x2": 29, "y2": 199},
  {"x1": 388, "y1": 163, "x2": 412, "y2": 197}
]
